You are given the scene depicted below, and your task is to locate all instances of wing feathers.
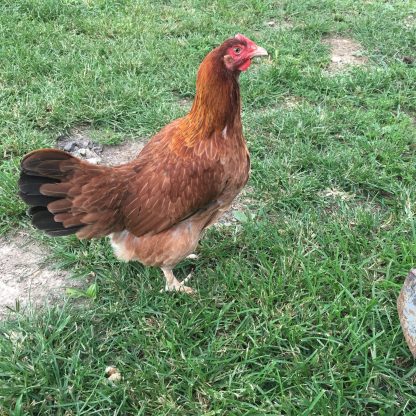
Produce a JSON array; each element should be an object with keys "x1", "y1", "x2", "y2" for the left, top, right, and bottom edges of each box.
[{"x1": 121, "y1": 132, "x2": 226, "y2": 236}]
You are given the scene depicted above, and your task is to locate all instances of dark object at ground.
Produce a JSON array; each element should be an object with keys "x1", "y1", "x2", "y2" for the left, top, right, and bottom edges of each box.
[{"x1": 402, "y1": 56, "x2": 414, "y2": 65}]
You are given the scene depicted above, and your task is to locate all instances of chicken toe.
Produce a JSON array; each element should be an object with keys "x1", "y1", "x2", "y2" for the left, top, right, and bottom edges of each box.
[{"x1": 161, "y1": 268, "x2": 195, "y2": 295}]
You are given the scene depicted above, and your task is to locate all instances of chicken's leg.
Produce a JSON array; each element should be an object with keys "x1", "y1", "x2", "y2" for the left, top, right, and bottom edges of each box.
[{"x1": 161, "y1": 267, "x2": 195, "y2": 294}]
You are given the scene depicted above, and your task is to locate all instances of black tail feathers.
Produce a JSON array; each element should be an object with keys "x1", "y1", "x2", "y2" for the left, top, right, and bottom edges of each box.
[{"x1": 19, "y1": 150, "x2": 83, "y2": 237}]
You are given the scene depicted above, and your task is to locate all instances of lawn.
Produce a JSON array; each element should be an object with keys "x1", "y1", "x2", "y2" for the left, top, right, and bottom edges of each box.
[{"x1": 1, "y1": 0, "x2": 416, "y2": 414}]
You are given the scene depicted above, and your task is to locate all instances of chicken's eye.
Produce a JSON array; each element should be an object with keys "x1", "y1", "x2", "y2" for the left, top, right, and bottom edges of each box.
[{"x1": 233, "y1": 47, "x2": 242, "y2": 54}]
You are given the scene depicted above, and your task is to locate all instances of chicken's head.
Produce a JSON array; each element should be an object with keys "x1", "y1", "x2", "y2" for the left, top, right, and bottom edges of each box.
[{"x1": 222, "y1": 34, "x2": 268, "y2": 72}]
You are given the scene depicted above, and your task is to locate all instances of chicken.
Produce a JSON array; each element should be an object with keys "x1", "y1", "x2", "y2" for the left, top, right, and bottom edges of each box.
[{"x1": 18, "y1": 34, "x2": 268, "y2": 293}]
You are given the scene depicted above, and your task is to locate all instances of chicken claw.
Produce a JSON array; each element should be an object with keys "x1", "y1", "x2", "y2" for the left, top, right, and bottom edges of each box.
[{"x1": 161, "y1": 269, "x2": 196, "y2": 295}]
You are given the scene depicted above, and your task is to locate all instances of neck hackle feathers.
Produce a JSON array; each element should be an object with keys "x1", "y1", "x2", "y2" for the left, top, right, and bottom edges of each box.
[{"x1": 177, "y1": 38, "x2": 245, "y2": 146}]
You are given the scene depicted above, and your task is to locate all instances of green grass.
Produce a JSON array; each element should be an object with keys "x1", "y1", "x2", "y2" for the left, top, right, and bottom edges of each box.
[{"x1": 1, "y1": 0, "x2": 416, "y2": 414}]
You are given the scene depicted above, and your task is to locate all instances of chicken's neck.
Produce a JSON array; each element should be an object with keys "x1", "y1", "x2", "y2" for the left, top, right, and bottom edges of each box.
[{"x1": 180, "y1": 59, "x2": 242, "y2": 146}]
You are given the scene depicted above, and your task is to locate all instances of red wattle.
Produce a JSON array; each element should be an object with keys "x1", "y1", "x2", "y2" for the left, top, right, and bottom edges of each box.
[{"x1": 238, "y1": 59, "x2": 251, "y2": 71}]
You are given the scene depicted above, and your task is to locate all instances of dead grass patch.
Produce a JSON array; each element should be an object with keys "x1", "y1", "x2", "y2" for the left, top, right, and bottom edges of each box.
[
  {"x1": 0, "y1": 230, "x2": 84, "y2": 319},
  {"x1": 323, "y1": 36, "x2": 368, "y2": 73}
]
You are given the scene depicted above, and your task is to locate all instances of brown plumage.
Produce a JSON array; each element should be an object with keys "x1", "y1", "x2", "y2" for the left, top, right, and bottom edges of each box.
[{"x1": 19, "y1": 35, "x2": 268, "y2": 293}]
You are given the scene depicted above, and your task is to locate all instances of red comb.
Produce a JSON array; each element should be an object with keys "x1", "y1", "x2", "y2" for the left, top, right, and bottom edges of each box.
[{"x1": 234, "y1": 34, "x2": 256, "y2": 46}]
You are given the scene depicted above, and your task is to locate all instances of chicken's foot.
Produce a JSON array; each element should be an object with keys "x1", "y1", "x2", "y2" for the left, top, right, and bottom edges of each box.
[{"x1": 160, "y1": 268, "x2": 195, "y2": 294}]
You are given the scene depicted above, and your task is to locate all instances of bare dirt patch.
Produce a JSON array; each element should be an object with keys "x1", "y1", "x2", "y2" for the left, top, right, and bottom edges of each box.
[
  {"x1": 99, "y1": 140, "x2": 146, "y2": 165},
  {"x1": 0, "y1": 230, "x2": 84, "y2": 320},
  {"x1": 323, "y1": 36, "x2": 368, "y2": 73},
  {"x1": 57, "y1": 126, "x2": 147, "y2": 166}
]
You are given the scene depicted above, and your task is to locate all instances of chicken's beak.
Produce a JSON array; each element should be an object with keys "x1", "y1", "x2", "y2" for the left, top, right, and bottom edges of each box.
[{"x1": 250, "y1": 45, "x2": 268, "y2": 58}]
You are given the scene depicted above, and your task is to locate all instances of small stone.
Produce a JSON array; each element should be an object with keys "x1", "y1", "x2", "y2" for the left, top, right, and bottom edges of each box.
[
  {"x1": 84, "y1": 149, "x2": 95, "y2": 158},
  {"x1": 267, "y1": 21, "x2": 276, "y2": 27},
  {"x1": 92, "y1": 144, "x2": 103, "y2": 153},
  {"x1": 63, "y1": 142, "x2": 76, "y2": 152},
  {"x1": 74, "y1": 148, "x2": 101, "y2": 161},
  {"x1": 86, "y1": 157, "x2": 101, "y2": 165}
]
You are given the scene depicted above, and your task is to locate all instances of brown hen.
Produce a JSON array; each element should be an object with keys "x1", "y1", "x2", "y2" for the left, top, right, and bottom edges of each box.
[{"x1": 19, "y1": 35, "x2": 268, "y2": 293}]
